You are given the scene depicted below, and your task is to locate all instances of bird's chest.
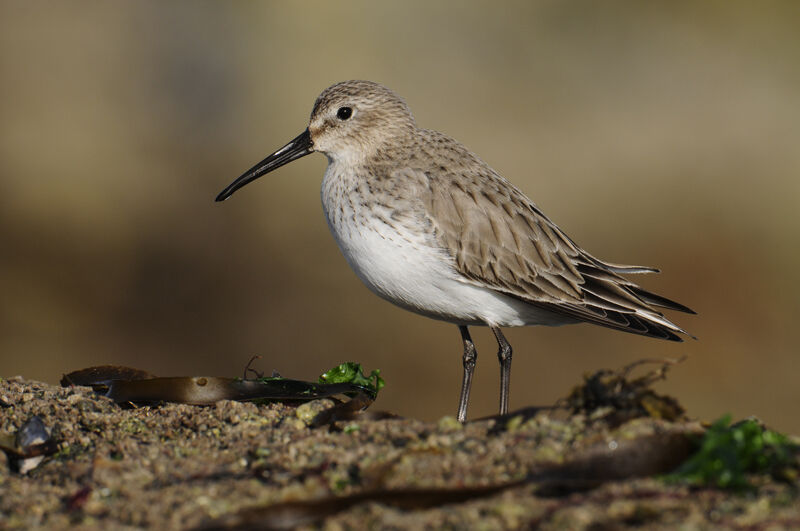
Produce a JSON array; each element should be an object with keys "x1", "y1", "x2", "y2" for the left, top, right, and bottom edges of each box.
[{"x1": 320, "y1": 166, "x2": 457, "y2": 309}]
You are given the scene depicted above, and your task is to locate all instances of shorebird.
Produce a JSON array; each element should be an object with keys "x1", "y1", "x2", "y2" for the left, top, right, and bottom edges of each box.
[{"x1": 216, "y1": 80, "x2": 694, "y2": 422}]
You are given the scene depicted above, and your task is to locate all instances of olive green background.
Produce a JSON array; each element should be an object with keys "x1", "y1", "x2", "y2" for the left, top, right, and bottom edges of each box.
[{"x1": 2, "y1": 2, "x2": 799, "y2": 430}]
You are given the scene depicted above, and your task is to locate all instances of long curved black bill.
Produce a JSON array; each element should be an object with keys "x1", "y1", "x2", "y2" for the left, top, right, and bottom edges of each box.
[{"x1": 215, "y1": 128, "x2": 313, "y2": 202}]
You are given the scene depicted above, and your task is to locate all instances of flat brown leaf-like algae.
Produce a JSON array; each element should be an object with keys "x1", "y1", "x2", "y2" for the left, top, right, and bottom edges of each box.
[
  {"x1": 60, "y1": 364, "x2": 379, "y2": 405},
  {"x1": 2, "y1": 376, "x2": 800, "y2": 530}
]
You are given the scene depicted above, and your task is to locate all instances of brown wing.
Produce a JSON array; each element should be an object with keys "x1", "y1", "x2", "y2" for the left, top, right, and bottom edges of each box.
[{"x1": 415, "y1": 158, "x2": 693, "y2": 341}]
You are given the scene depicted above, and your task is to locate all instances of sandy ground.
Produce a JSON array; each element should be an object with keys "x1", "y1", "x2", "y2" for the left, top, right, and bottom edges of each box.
[{"x1": 1, "y1": 376, "x2": 798, "y2": 530}]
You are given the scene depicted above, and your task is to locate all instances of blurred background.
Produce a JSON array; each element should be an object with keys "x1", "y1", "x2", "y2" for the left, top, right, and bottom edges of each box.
[{"x1": 2, "y1": 2, "x2": 799, "y2": 431}]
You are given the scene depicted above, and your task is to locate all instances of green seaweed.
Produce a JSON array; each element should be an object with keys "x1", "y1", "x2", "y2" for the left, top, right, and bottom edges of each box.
[
  {"x1": 319, "y1": 362, "x2": 385, "y2": 396},
  {"x1": 666, "y1": 415, "x2": 798, "y2": 491}
]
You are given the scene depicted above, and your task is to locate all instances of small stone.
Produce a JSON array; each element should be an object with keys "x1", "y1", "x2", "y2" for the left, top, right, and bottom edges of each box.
[
  {"x1": 437, "y1": 416, "x2": 463, "y2": 432},
  {"x1": 295, "y1": 399, "x2": 336, "y2": 425}
]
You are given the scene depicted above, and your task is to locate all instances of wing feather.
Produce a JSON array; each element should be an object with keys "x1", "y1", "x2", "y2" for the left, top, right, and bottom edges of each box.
[{"x1": 401, "y1": 137, "x2": 693, "y2": 340}]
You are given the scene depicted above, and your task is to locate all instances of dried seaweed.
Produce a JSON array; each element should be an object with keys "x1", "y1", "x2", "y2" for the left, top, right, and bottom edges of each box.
[{"x1": 561, "y1": 357, "x2": 686, "y2": 424}]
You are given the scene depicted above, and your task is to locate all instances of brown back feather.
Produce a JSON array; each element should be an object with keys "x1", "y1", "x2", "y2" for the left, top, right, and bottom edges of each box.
[{"x1": 395, "y1": 130, "x2": 693, "y2": 340}]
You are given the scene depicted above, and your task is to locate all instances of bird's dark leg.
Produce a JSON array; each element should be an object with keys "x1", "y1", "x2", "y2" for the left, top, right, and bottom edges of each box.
[
  {"x1": 491, "y1": 326, "x2": 512, "y2": 416},
  {"x1": 456, "y1": 325, "x2": 477, "y2": 423}
]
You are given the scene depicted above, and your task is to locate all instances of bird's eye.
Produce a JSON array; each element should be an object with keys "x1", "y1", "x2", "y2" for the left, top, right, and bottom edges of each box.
[{"x1": 336, "y1": 107, "x2": 353, "y2": 120}]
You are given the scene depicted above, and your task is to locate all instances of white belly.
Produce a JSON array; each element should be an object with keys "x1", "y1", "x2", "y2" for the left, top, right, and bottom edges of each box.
[{"x1": 320, "y1": 168, "x2": 572, "y2": 328}]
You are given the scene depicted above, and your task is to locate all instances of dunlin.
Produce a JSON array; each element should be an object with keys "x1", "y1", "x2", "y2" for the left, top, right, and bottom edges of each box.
[{"x1": 216, "y1": 80, "x2": 694, "y2": 422}]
